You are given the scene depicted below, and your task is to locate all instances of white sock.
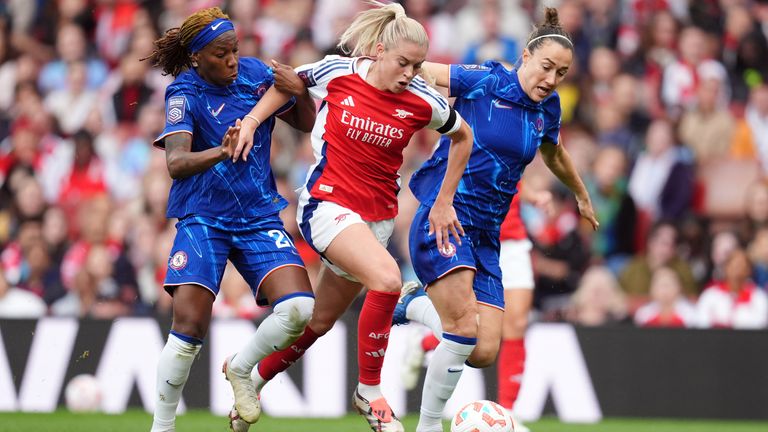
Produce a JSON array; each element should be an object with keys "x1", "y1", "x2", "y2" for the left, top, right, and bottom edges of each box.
[
  {"x1": 406, "y1": 296, "x2": 443, "y2": 340},
  {"x1": 251, "y1": 366, "x2": 268, "y2": 392},
  {"x1": 357, "y1": 382, "x2": 383, "y2": 401},
  {"x1": 229, "y1": 294, "x2": 314, "y2": 376},
  {"x1": 151, "y1": 332, "x2": 202, "y2": 432},
  {"x1": 417, "y1": 333, "x2": 476, "y2": 432}
]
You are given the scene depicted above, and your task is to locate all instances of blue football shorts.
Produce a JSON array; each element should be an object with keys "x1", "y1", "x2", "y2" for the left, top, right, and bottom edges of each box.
[
  {"x1": 408, "y1": 203, "x2": 505, "y2": 310},
  {"x1": 164, "y1": 214, "x2": 305, "y2": 301}
]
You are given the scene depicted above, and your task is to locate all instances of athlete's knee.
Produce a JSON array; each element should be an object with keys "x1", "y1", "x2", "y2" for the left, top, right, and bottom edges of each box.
[
  {"x1": 507, "y1": 313, "x2": 529, "y2": 336},
  {"x1": 439, "y1": 299, "x2": 478, "y2": 337},
  {"x1": 441, "y1": 311, "x2": 478, "y2": 340},
  {"x1": 366, "y1": 268, "x2": 402, "y2": 293},
  {"x1": 171, "y1": 314, "x2": 209, "y2": 341},
  {"x1": 273, "y1": 294, "x2": 315, "y2": 338}
]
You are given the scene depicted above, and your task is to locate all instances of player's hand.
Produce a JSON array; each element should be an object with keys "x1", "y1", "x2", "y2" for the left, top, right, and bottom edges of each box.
[
  {"x1": 577, "y1": 198, "x2": 599, "y2": 231},
  {"x1": 428, "y1": 200, "x2": 465, "y2": 253},
  {"x1": 272, "y1": 59, "x2": 306, "y2": 96},
  {"x1": 233, "y1": 116, "x2": 258, "y2": 162},
  {"x1": 220, "y1": 120, "x2": 241, "y2": 160}
]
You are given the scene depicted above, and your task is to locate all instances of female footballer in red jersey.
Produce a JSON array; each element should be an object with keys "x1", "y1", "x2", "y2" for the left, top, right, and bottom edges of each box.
[{"x1": 231, "y1": 2, "x2": 473, "y2": 431}]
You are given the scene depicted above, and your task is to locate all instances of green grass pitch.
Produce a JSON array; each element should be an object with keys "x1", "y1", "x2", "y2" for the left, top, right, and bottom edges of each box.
[{"x1": 1, "y1": 410, "x2": 767, "y2": 432}]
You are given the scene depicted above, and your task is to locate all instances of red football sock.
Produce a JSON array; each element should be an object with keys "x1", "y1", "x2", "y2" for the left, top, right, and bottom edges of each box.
[
  {"x1": 497, "y1": 338, "x2": 526, "y2": 409},
  {"x1": 358, "y1": 290, "x2": 399, "y2": 385},
  {"x1": 421, "y1": 332, "x2": 440, "y2": 352},
  {"x1": 257, "y1": 325, "x2": 320, "y2": 381}
]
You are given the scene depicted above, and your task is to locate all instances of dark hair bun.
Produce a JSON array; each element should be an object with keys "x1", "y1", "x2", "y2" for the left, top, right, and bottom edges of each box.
[{"x1": 543, "y1": 7, "x2": 560, "y2": 28}]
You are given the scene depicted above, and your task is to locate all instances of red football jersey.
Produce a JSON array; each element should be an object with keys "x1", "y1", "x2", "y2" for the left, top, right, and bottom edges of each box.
[
  {"x1": 296, "y1": 56, "x2": 460, "y2": 221},
  {"x1": 499, "y1": 190, "x2": 527, "y2": 241}
]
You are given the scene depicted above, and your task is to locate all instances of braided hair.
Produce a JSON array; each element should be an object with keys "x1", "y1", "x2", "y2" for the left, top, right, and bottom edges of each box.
[
  {"x1": 525, "y1": 7, "x2": 573, "y2": 53},
  {"x1": 141, "y1": 7, "x2": 229, "y2": 77}
]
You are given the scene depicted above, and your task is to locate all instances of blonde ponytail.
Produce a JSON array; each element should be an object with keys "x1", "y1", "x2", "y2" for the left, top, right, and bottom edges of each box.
[{"x1": 338, "y1": 1, "x2": 428, "y2": 56}]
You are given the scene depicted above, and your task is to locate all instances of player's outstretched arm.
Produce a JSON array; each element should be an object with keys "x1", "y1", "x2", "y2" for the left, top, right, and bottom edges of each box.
[
  {"x1": 233, "y1": 86, "x2": 293, "y2": 162},
  {"x1": 421, "y1": 62, "x2": 450, "y2": 88},
  {"x1": 165, "y1": 121, "x2": 242, "y2": 179},
  {"x1": 538, "y1": 139, "x2": 599, "y2": 230},
  {"x1": 272, "y1": 60, "x2": 316, "y2": 133},
  {"x1": 429, "y1": 119, "x2": 473, "y2": 251}
]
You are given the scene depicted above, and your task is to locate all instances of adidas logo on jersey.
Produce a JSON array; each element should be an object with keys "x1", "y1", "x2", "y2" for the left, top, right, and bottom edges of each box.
[{"x1": 340, "y1": 95, "x2": 355, "y2": 107}]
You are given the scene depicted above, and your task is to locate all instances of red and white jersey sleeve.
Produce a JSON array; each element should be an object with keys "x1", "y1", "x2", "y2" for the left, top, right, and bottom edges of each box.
[
  {"x1": 296, "y1": 55, "x2": 462, "y2": 221},
  {"x1": 694, "y1": 282, "x2": 768, "y2": 329}
]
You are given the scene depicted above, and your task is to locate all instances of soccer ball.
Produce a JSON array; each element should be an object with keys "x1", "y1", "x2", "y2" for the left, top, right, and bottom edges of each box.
[
  {"x1": 64, "y1": 374, "x2": 102, "y2": 412},
  {"x1": 451, "y1": 400, "x2": 514, "y2": 432},
  {"x1": 228, "y1": 406, "x2": 251, "y2": 432}
]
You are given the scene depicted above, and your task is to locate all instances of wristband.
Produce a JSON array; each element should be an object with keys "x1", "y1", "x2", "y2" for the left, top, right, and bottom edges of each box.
[{"x1": 244, "y1": 114, "x2": 261, "y2": 127}]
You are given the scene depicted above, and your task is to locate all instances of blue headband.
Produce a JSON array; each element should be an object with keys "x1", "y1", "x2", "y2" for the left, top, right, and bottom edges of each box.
[{"x1": 188, "y1": 18, "x2": 235, "y2": 52}]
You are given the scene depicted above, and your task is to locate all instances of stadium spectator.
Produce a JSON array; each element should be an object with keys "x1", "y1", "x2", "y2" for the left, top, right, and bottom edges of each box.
[
  {"x1": 18, "y1": 234, "x2": 65, "y2": 305},
  {"x1": 748, "y1": 226, "x2": 768, "y2": 288},
  {"x1": 628, "y1": 118, "x2": 695, "y2": 223},
  {"x1": 453, "y1": 0, "x2": 530, "y2": 61},
  {"x1": 722, "y1": 4, "x2": 768, "y2": 106},
  {"x1": 57, "y1": 130, "x2": 108, "y2": 220},
  {"x1": 607, "y1": 73, "x2": 650, "y2": 157},
  {"x1": 37, "y1": 22, "x2": 108, "y2": 94},
  {"x1": 51, "y1": 242, "x2": 131, "y2": 318},
  {"x1": 661, "y1": 26, "x2": 728, "y2": 119},
  {"x1": 460, "y1": 1, "x2": 519, "y2": 65},
  {"x1": 734, "y1": 85, "x2": 768, "y2": 173},
  {"x1": 678, "y1": 77, "x2": 735, "y2": 165},
  {"x1": 695, "y1": 248, "x2": 768, "y2": 329},
  {"x1": 43, "y1": 60, "x2": 98, "y2": 136},
  {"x1": 567, "y1": 265, "x2": 628, "y2": 326},
  {"x1": 619, "y1": 221, "x2": 697, "y2": 310},
  {"x1": 557, "y1": 0, "x2": 591, "y2": 80},
  {"x1": 531, "y1": 185, "x2": 592, "y2": 319},
  {"x1": 735, "y1": 180, "x2": 768, "y2": 245},
  {"x1": 584, "y1": 145, "x2": 636, "y2": 273},
  {"x1": 634, "y1": 266, "x2": 696, "y2": 327},
  {"x1": 705, "y1": 230, "x2": 741, "y2": 284}
]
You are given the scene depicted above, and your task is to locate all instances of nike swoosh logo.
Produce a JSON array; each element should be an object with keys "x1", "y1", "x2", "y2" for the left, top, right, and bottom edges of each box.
[
  {"x1": 211, "y1": 22, "x2": 224, "y2": 31},
  {"x1": 165, "y1": 379, "x2": 182, "y2": 388},
  {"x1": 493, "y1": 98, "x2": 515, "y2": 110},
  {"x1": 447, "y1": 367, "x2": 463, "y2": 373}
]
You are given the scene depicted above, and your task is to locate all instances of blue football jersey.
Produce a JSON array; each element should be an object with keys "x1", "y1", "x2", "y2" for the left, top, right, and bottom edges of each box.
[
  {"x1": 154, "y1": 57, "x2": 295, "y2": 219},
  {"x1": 409, "y1": 61, "x2": 562, "y2": 230}
]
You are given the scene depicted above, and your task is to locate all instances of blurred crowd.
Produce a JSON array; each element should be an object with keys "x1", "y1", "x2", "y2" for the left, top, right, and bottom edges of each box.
[{"x1": 1, "y1": 0, "x2": 768, "y2": 330}]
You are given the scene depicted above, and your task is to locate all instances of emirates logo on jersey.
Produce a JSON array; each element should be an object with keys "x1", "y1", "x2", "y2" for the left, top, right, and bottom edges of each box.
[{"x1": 340, "y1": 110, "x2": 405, "y2": 148}]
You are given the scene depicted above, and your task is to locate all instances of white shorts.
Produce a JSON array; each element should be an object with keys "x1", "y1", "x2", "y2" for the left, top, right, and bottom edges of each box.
[
  {"x1": 499, "y1": 238, "x2": 534, "y2": 290},
  {"x1": 296, "y1": 188, "x2": 394, "y2": 282}
]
